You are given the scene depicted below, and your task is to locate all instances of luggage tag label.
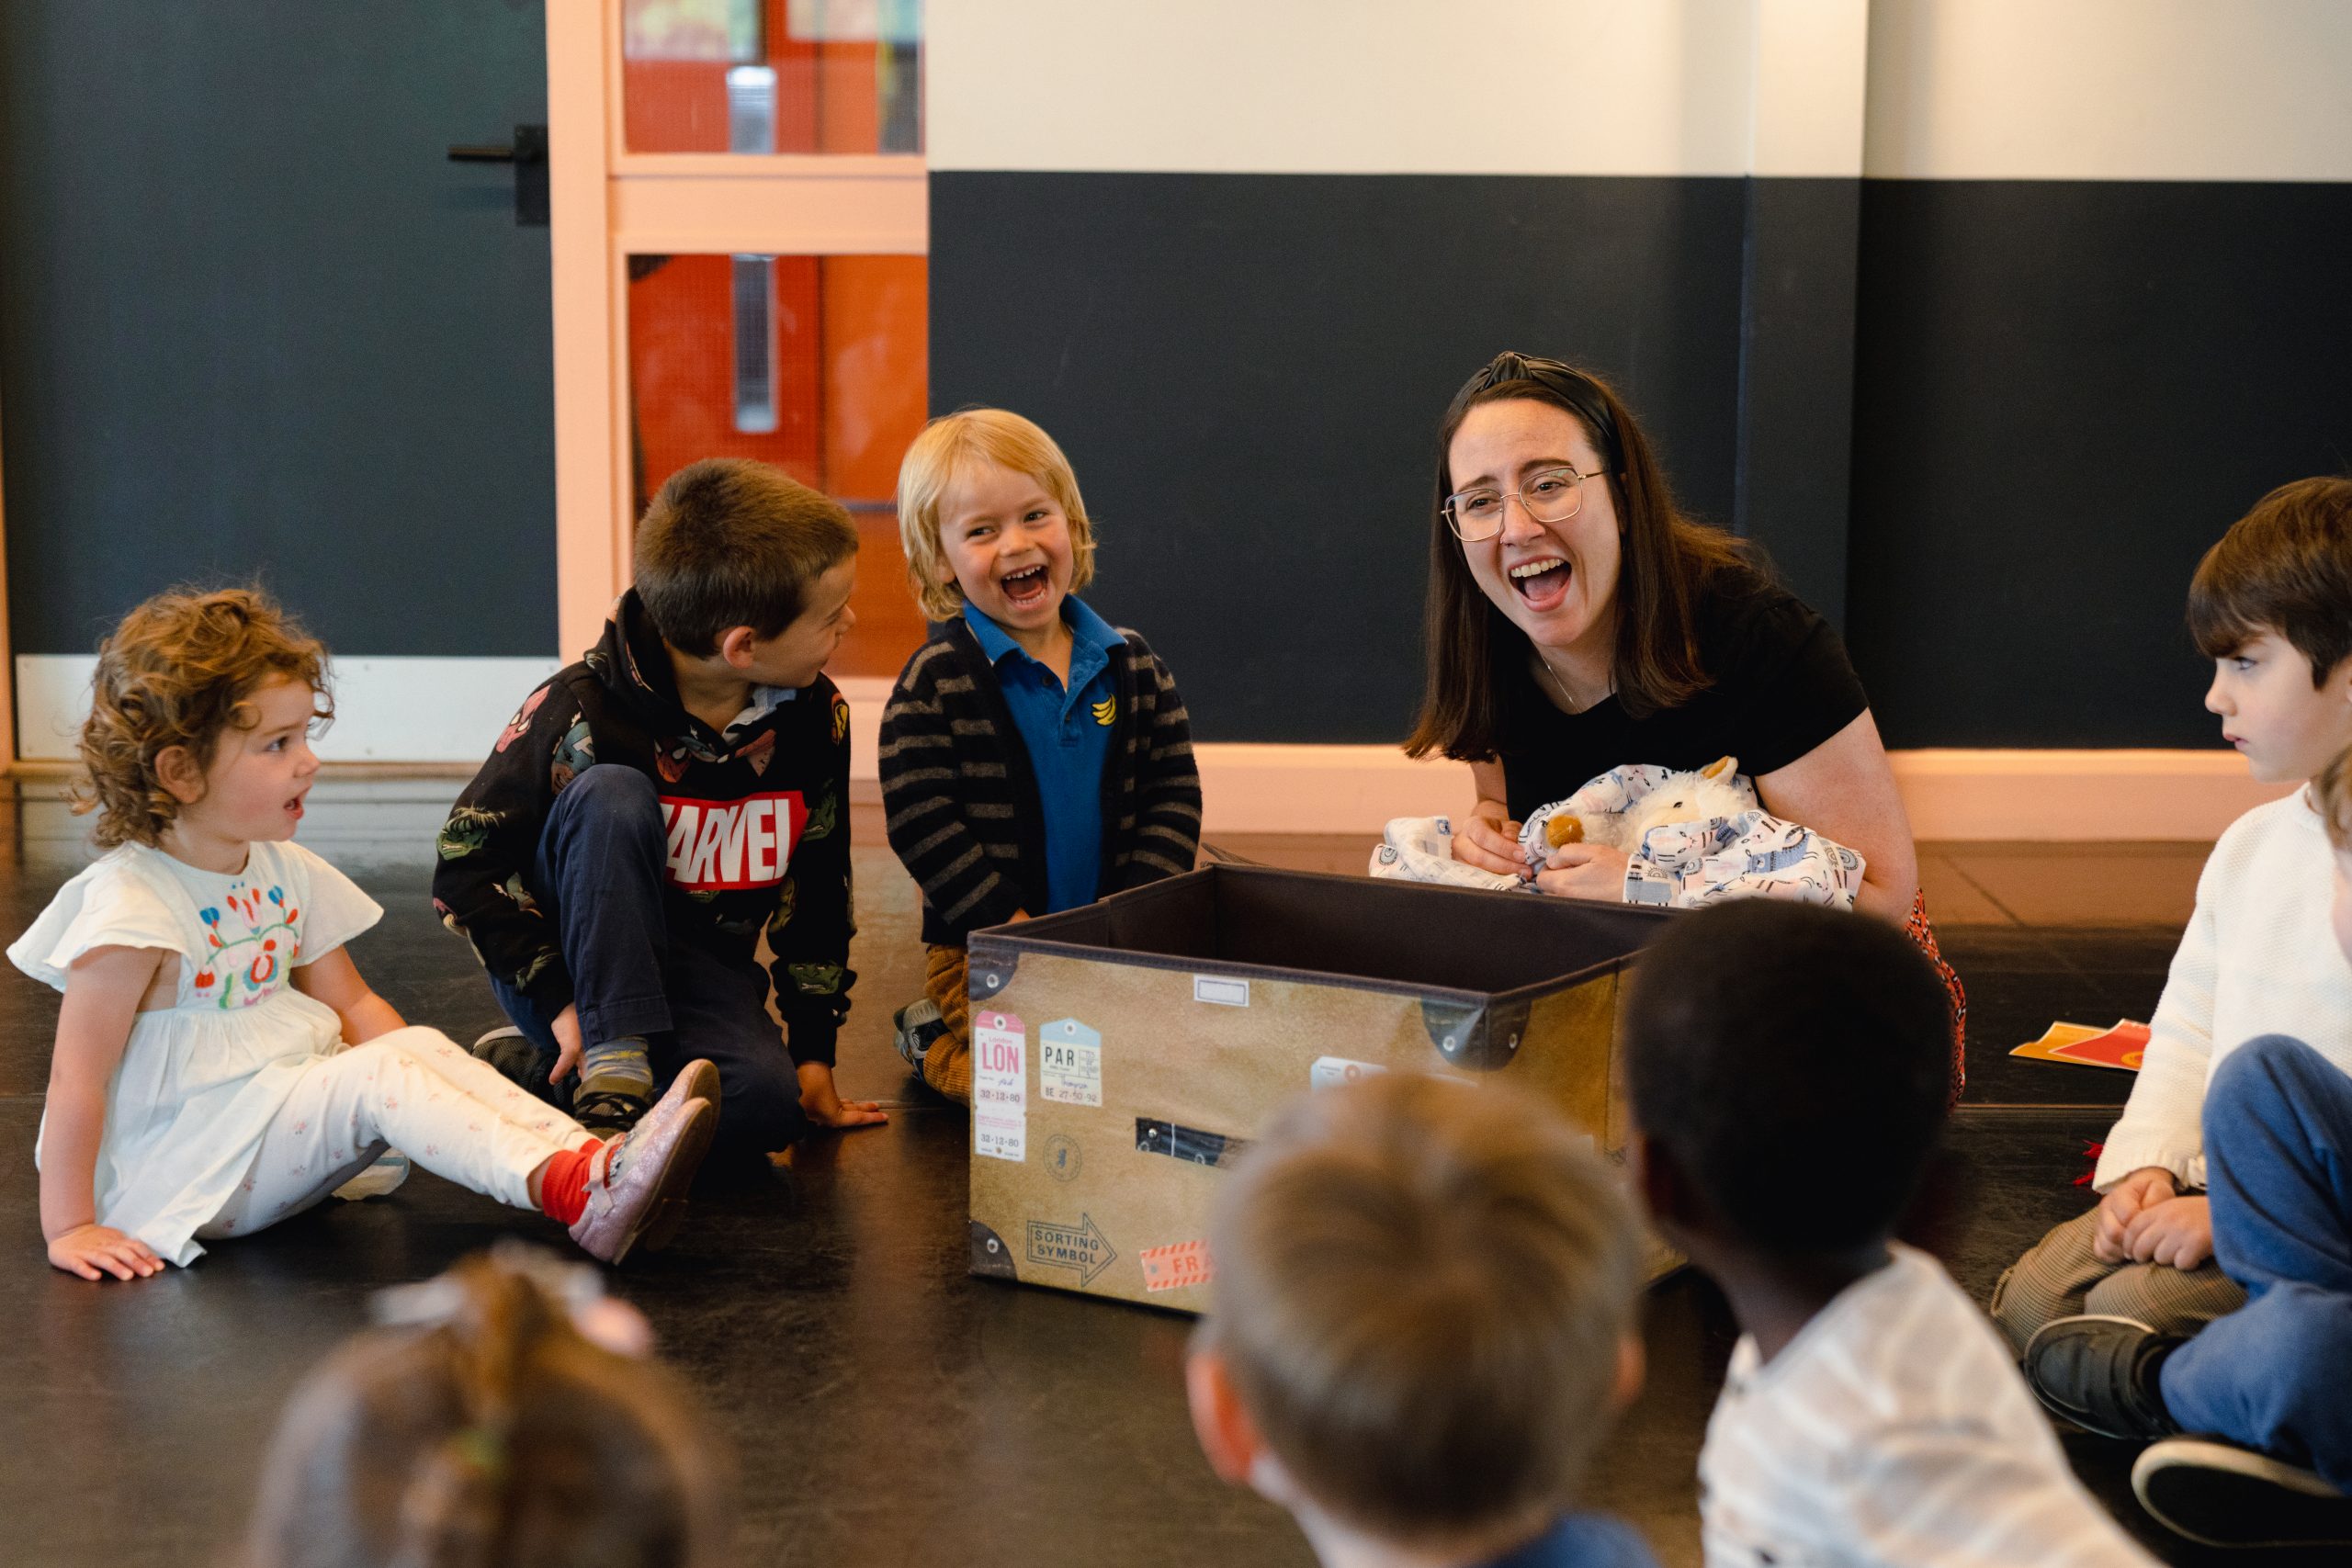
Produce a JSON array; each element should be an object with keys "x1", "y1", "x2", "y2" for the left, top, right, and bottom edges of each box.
[
  {"x1": 1139, "y1": 1239, "x2": 1213, "y2": 1293},
  {"x1": 1193, "y1": 976, "x2": 1250, "y2": 1007},
  {"x1": 973, "y1": 1011, "x2": 1027, "y2": 1162},
  {"x1": 1039, "y1": 1017, "x2": 1102, "y2": 1108}
]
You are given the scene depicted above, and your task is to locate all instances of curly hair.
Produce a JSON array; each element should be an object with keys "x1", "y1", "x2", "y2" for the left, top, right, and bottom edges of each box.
[{"x1": 74, "y1": 587, "x2": 331, "y2": 848}]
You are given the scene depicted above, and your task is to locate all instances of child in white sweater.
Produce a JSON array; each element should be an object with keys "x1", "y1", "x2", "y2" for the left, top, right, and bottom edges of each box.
[{"x1": 1992, "y1": 478, "x2": 2352, "y2": 1349}]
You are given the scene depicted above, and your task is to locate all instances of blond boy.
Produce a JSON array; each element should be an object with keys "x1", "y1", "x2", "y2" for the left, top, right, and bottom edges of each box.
[
  {"x1": 1186, "y1": 1073, "x2": 1657, "y2": 1568},
  {"x1": 878, "y1": 410, "x2": 1200, "y2": 1101}
]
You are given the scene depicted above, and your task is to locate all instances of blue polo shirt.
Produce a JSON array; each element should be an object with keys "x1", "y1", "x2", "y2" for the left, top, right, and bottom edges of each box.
[{"x1": 963, "y1": 596, "x2": 1120, "y2": 914}]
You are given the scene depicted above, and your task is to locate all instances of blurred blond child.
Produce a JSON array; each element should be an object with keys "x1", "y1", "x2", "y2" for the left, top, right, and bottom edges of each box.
[
  {"x1": 245, "y1": 1246, "x2": 732, "y2": 1568},
  {"x1": 1187, "y1": 1072, "x2": 1658, "y2": 1568}
]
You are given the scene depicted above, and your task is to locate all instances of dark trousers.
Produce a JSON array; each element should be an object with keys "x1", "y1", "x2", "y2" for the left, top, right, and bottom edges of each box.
[
  {"x1": 2161, "y1": 1034, "x2": 2352, "y2": 1488},
  {"x1": 489, "y1": 763, "x2": 808, "y2": 1166}
]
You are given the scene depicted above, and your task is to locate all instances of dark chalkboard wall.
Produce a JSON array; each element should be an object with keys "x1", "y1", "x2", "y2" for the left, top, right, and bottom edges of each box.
[
  {"x1": 0, "y1": 2, "x2": 557, "y2": 659},
  {"x1": 1845, "y1": 178, "x2": 2352, "y2": 749},
  {"x1": 931, "y1": 172, "x2": 1749, "y2": 746}
]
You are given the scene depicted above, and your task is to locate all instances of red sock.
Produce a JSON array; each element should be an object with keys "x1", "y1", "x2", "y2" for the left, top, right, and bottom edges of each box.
[{"x1": 537, "y1": 1137, "x2": 605, "y2": 1226}]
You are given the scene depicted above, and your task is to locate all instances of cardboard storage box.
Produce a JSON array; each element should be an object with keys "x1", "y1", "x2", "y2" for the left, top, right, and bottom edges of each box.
[{"x1": 966, "y1": 864, "x2": 1678, "y2": 1312}]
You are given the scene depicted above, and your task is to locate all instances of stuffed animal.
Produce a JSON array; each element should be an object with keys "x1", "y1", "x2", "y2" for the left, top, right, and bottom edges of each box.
[{"x1": 1540, "y1": 756, "x2": 1751, "y2": 855}]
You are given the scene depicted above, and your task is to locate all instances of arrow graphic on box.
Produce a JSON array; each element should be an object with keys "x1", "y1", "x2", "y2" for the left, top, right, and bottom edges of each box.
[{"x1": 1025, "y1": 1213, "x2": 1117, "y2": 1287}]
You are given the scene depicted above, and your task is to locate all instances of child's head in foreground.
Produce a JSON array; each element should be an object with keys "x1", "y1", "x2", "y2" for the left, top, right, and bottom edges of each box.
[
  {"x1": 246, "y1": 1247, "x2": 729, "y2": 1568},
  {"x1": 76, "y1": 587, "x2": 330, "y2": 852},
  {"x1": 634, "y1": 457, "x2": 860, "y2": 690},
  {"x1": 1188, "y1": 1072, "x2": 1645, "y2": 1558},
  {"x1": 2187, "y1": 475, "x2": 2352, "y2": 784},
  {"x1": 895, "y1": 408, "x2": 1097, "y2": 634},
  {"x1": 1625, "y1": 899, "x2": 1951, "y2": 1266}
]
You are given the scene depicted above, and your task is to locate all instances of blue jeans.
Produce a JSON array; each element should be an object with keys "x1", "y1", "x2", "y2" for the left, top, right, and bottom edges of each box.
[
  {"x1": 2160, "y1": 1034, "x2": 2352, "y2": 1488},
  {"x1": 489, "y1": 763, "x2": 808, "y2": 1167}
]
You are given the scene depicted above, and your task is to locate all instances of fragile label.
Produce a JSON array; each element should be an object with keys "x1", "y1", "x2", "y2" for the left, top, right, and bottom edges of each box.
[
  {"x1": 1139, "y1": 1239, "x2": 1212, "y2": 1293},
  {"x1": 1039, "y1": 1018, "x2": 1102, "y2": 1107},
  {"x1": 973, "y1": 1010, "x2": 1027, "y2": 1162},
  {"x1": 1310, "y1": 1055, "x2": 1388, "y2": 1090},
  {"x1": 1193, "y1": 976, "x2": 1250, "y2": 1007}
]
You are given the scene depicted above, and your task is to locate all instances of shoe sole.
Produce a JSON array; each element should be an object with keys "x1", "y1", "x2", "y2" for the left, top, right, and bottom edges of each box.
[
  {"x1": 2020, "y1": 1313, "x2": 2163, "y2": 1440},
  {"x1": 2133, "y1": 1438, "x2": 2352, "y2": 1548},
  {"x1": 609, "y1": 1096, "x2": 717, "y2": 1267},
  {"x1": 631, "y1": 1060, "x2": 722, "y2": 1256}
]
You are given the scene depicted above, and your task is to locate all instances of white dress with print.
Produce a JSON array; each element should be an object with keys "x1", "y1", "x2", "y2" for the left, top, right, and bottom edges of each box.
[{"x1": 8, "y1": 839, "x2": 383, "y2": 1264}]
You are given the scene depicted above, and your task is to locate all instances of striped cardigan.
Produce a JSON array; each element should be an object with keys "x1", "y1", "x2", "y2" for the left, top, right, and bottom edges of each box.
[{"x1": 878, "y1": 616, "x2": 1203, "y2": 946}]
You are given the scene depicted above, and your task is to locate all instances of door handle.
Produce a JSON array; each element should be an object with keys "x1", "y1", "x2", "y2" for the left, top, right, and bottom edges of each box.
[{"x1": 447, "y1": 124, "x2": 548, "y2": 227}]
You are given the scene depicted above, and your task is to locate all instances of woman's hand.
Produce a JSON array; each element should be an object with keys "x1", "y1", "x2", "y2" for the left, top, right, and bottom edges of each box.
[
  {"x1": 1452, "y1": 807, "x2": 1529, "y2": 879},
  {"x1": 2091, "y1": 1167, "x2": 2178, "y2": 1263},
  {"x1": 1533, "y1": 841, "x2": 1631, "y2": 902},
  {"x1": 797, "y1": 1061, "x2": 888, "y2": 1130},
  {"x1": 48, "y1": 1222, "x2": 163, "y2": 1281}
]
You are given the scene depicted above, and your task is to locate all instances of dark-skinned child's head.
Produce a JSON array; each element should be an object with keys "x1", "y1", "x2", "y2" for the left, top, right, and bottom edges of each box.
[
  {"x1": 1186, "y1": 1072, "x2": 1645, "y2": 1562},
  {"x1": 1625, "y1": 900, "x2": 1951, "y2": 1265},
  {"x1": 634, "y1": 457, "x2": 859, "y2": 691}
]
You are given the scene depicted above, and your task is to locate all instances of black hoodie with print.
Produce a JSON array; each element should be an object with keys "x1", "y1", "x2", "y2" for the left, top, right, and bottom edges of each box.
[{"x1": 431, "y1": 590, "x2": 854, "y2": 1066}]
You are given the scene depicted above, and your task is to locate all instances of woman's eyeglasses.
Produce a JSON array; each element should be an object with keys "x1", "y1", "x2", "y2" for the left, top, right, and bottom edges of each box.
[{"x1": 1442, "y1": 465, "x2": 1601, "y2": 542}]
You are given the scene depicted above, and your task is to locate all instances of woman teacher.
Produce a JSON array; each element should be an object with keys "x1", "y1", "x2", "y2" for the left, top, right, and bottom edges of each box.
[{"x1": 1407, "y1": 352, "x2": 1962, "y2": 1065}]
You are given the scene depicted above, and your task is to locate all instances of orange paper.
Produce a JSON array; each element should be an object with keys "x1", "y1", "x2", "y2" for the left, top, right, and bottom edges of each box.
[{"x1": 2010, "y1": 1020, "x2": 2150, "y2": 1072}]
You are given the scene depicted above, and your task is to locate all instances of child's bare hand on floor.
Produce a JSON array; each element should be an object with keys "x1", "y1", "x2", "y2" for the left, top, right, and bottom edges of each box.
[
  {"x1": 797, "y1": 1061, "x2": 887, "y2": 1130},
  {"x1": 2120, "y1": 1193, "x2": 2214, "y2": 1270},
  {"x1": 48, "y1": 1223, "x2": 163, "y2": 1281},
  {"x1": 2090, "y1": 1167, "x2": 2177, "y2": 1263}
]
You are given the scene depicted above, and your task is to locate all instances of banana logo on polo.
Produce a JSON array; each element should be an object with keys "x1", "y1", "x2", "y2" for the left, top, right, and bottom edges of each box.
[{"x1": 1091, "y1": 696, "x2": 1117, "y2": 727}]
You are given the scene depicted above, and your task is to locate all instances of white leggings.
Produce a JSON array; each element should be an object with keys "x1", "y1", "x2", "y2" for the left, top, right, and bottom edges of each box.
[{"x1": 198, "y1": 1027, "x2": 584, "y2": 1241}]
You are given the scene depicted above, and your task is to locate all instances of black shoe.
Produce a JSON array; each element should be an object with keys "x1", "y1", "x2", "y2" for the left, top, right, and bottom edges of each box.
[
  {"x1": 2133, "y1": 1438, "x2": 2352, "y2": 1549},
  {"x1": 571, "y1": 1081, "x2": 653, "y2": 1139},
  {"x1": 470, "y1": 1026, "x2": 556, "y2": 1100},
  {"x1": 2021, "y1": 1314, "x2": 2183, "y2": 1440}
]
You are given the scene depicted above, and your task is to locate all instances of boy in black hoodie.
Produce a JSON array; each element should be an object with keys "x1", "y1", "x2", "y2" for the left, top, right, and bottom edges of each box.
[{"x1": 434, "y1": 459, "x2": 881, "y2": 1163}]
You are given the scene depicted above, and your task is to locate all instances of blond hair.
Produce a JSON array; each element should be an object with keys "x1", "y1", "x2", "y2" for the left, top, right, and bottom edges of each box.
[
  {"x1": 245, "y1": 1250, "x2": 732, "y2": 1568},
  {"x1": 1201, "y1": 1073, "x2": 1644, "y2": 1549},
  {"x1": 893, "y1": 408, "x2": 1096, "y2": 621},
  {"x1": 74, "y1": 587, "x2": 331, "y2": 849},
  {"x1": 2318, "y1": 742, "x2": 2352, "y2": 854}
]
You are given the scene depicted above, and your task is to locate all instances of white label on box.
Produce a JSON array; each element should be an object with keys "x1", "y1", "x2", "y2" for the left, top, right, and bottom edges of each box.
[
  {"x1": 1193, "y1": 976, "x2": 1250, "y2": 1007},
  {"x1": 1310, "y1": 1055, "x2": 1388, "y2": 1090},
  {"x1": 973, "y1": 1010, "x2": 1027, "y2": 1162},
  {"x1": 1039, "y1": 1018, "x2": 1102, "y2": 1107}
]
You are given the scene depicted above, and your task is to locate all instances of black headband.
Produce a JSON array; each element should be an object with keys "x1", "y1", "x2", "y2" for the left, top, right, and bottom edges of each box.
[{"x1": 1459, "y1": 352, "x2": 1623, "y2": 474}]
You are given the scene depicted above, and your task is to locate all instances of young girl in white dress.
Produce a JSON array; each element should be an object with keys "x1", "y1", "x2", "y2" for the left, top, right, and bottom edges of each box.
[{"x1": 14, "y1": 589, "x2": 719, "y2": 1280}]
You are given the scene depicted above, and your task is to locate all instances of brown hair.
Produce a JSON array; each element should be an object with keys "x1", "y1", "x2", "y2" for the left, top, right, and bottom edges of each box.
[
  {"x1": 634, "y1": 457, "x2": 858, "y2": 656},
  {"x1": 2317, "y1": 743, "x2": 2352, "y2": 854},
  {"x1": 245, "y1": 1250, "x2": 732, "y2": 1568},
  {"x1": 1200, "y1": 1073, "x2": 1644, "y2": 1549},
  {"x1": 74, "y1": 587, "x2": 331, "y2": 849},
  {"x1": 894, "y1": 407, "x2": 1098, "y2": 621},
  {"x1": 2186, "y1": 476, "x2": 2352, "y2": 684},
  {"x1": 1404, "y1": 354, "x2": 1747, "y2": 761}
]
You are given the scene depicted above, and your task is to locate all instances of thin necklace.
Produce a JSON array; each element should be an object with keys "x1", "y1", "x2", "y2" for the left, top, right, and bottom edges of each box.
[{"x1": 1536, "y1": 649, "x2": 1612, "y2": 715}]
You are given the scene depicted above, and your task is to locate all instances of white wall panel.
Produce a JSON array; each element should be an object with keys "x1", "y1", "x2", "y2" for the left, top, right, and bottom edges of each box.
[
  {"x1": 16, "y1": 656, "x2": 561, "y2": 764},
  {"x1": 929, "y1": 0, "x2": 1766, "y2": 175},
  {"x1": 1865, "y1": 0, "x2": 2352, "y2": 180}
]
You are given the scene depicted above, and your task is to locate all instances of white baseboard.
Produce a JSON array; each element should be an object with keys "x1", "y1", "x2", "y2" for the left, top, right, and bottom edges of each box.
[
  {"x1": 15, "y1": 654, "x2": 563, "y2": 765},
  {"x1": 1149, "y1": 742, "x2": 2289, "y2": 843},
  {"x1": 26, "y1": 659, "x2": 2278, "y2": 842}
]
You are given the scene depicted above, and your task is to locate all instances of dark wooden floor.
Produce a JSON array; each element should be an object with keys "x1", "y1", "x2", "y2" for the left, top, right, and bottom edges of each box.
[{"x1": 0, "y1": 784, "x2": 2307, "y2": 1566}]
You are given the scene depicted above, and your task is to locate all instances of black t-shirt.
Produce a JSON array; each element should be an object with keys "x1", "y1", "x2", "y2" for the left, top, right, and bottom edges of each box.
[{"x1": 1497, "y1": 568, "x2": 1870, "y2": 822}]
